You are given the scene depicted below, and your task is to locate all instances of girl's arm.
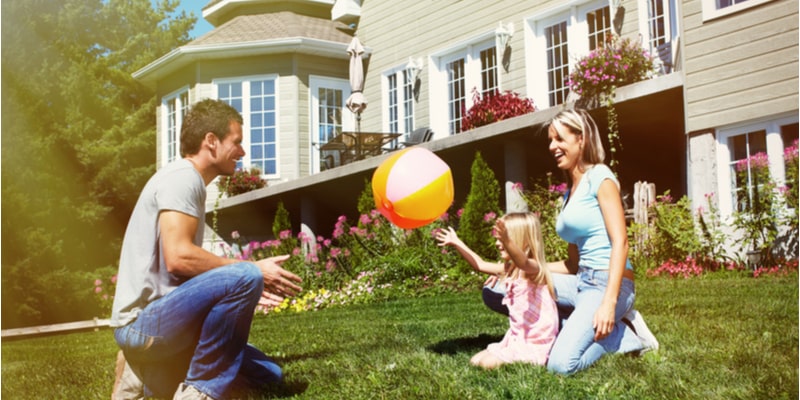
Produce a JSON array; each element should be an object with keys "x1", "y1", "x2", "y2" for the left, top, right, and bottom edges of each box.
[
  {"x1": 435, "y1": 227, "x2": 505, "y2": 275},
  {"x1": 594, "y1": 178, "x2": 629, "y2": 341}
]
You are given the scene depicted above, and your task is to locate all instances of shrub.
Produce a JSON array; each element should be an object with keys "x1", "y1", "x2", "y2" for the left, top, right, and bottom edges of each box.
[
  {"x1": 217, "y1": 166, "x2": 266, "y2": 197},
  {"x1": 731, "y1": 152, "x2": 779, "y2": 262},
  {"x1": 461, "y1": 89, "x2": 535, "y2": 131},
  {"x1": 272, "y1": 201, "x2": 291, "y2": 239},
  {"x1": 629, "y1": 192, "x2": 702, "y2": 272},
  {"x1": 457, "y1": 152, "x2": 502, "y2": 262},
  {"x1": 522, "y1": 173, "x2": 569, "y2": 262}
]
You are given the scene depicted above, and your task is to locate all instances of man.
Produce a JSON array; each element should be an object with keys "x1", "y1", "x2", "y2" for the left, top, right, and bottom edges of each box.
[{"x1": 110, "y1": 99, "x2": 302, "y2": 400}]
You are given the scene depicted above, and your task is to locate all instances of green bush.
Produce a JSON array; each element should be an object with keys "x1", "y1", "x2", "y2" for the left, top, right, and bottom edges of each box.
[
  {"x1": 522, "y1": 173, "x2": 569, "y2": 262},
  {"x1": 457, "y1": 152, "x2": 502, "y2": 263}
]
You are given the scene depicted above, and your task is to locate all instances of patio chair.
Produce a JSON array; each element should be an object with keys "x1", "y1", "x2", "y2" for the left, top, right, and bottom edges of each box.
[{"x1": 400, "y1": 127, "x2": 433, "y2": 148}]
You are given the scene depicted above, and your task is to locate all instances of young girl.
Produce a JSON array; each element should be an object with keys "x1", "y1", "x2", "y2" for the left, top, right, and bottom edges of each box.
[{"x1": 435, "y1": 212, "x2": 559, "y2": 369}]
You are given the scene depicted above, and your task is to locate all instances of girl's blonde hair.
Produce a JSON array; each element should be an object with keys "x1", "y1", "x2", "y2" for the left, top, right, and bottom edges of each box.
[{"x1": 500, "y1": 212, "x2": 555, "y2": 298}]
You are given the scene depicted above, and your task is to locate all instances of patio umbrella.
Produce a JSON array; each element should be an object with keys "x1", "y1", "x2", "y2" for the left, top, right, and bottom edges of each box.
[{"x1": 346, "y1": 36, "x2": 367, "y2": 131}]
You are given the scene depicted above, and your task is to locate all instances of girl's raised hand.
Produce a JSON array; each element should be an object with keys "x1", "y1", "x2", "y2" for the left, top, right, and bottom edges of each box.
[
  {"x1": 435, "y1": 226, "x2": 459, "y2": 247},
  {"x1": 493, "y1": 219, "x2": 509, "y2": 243}
]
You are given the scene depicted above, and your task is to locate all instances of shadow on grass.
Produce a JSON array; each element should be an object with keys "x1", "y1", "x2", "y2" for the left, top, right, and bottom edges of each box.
[
  {"x1": 253, "y1": 379, "x2": 310, "y2": 399},
  {"x1": 427, "y1": 333, "x2": 503, "y2": 355}
]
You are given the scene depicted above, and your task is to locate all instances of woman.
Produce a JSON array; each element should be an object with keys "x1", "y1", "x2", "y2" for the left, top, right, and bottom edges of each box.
[{"x1": 544, "y1": 109, "x2": 658, "y2": 375}]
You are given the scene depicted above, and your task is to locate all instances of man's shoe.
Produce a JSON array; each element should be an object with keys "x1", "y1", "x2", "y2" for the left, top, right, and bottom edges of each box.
[
  {"x1": 173, "y1": 383, "x2": 216, "y2": 400},
  {"x1": 112, "y1": 350, "x2": 145, "y2": 400}
]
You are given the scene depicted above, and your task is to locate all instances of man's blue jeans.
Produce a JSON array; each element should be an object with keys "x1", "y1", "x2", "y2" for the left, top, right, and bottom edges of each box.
[
  {"x1": 114, "y1": 262, "x2": 282, "y2": 399},
  {"x1": 546, "y1": 268, "x2": 644, "y2": 374}
]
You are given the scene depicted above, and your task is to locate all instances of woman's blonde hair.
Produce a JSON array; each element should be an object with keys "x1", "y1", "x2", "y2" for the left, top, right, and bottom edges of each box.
[
  {"x1": 549, "y1": 109, "x2": 606, "y2": 172},
  {"x1": 500, "y1": 212, "x2": 555, "y2": 298}
]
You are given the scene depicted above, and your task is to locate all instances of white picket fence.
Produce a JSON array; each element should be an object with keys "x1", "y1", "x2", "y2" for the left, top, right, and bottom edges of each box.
[{"x1": 2, "y1": 318, "x2": 111, "y2": 339}]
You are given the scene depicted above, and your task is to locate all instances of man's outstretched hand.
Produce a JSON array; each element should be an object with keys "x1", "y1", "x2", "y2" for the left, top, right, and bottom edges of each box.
[{"x1": 255, "y1": 255, "x2": 302, "y2": 300}]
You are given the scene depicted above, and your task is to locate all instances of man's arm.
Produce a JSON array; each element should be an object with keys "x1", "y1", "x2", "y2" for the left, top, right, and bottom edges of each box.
[
  {"x1": 159, "y1": 210, "x2": 235, "y2": 277},
  {"x1": 160, "y1": 210, "x2": 303, "y2": 297}
]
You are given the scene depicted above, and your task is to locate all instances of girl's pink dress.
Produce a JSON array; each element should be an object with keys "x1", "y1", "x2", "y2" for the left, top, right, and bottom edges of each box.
[{"x1": 486, "y1": 278, "x2": 559, "y2": 365}]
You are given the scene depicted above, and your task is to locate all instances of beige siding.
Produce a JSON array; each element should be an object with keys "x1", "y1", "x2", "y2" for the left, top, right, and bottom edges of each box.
[
  {"x1": 357, "y1": 1, "x2": 564, "y2": 132},
  {"x1": 358, "y1": 0, "x2": 653, "y2": 132},
  {"x1": 683, "y1": 0, "x2": 799, "y2": 132}
]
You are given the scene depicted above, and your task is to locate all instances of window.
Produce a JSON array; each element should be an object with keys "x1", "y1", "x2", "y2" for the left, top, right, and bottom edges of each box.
[
  {"x1": 702, "y1": 0, "x2": 774, "y2": 21},
  {"x1": 384, "y1": 68, "x2": 416, "y2": 143},
  {"x1": 431, "y1": 37, "x2": 499, "y2": 135},
  {"x1": 310, "y1": 76, "x2": 352, "y2": 173},
  {"x1": 528, "y1": 1, "x2": 612, "y2": 109},
  {"x1": 716, "y1": 115, "x2": 798, "y2": 215},
  {"x1": 161, "y1": 88, "x2": 189, "y2": 166},
  {"x1": 216, "y1": 76, "x2": 278, "y2": 177}
]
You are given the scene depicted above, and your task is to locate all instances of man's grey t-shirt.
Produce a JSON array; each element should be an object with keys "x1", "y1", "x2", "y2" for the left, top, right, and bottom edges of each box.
[{"x1": 110, "y1": 159, "x2": 206, "y2": 327}]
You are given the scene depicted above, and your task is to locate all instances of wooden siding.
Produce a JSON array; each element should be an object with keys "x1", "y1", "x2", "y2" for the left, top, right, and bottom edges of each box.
[
  {"x1": 683, "y1": 0, "x2": 799, "y2": 132},
  {"x1": 357, "y1": 1, "x2": 563, "y2": 133}
]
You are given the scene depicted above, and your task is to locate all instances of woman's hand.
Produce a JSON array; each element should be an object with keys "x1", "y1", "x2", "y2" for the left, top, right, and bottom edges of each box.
[{"x1": 593, "y1": 300, "x2": 616, "y2": 341}]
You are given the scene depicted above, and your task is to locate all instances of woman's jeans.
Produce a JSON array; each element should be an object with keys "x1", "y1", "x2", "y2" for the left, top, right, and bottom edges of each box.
[
  {"x1": 546, "y1": 268, "x2": 643, "y2": 374},
  {"x1": 114, "y1": 263, "x2": 282, "y2": 399}
]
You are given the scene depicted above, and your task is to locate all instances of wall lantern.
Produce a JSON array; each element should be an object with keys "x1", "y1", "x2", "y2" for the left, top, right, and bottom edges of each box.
[{"x1": 495, "y1": 21, "x2": 514, "y2": 71}]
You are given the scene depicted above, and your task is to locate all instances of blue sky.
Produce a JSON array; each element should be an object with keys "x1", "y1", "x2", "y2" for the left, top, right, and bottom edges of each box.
[{"x1": 153, "y1": 1, "x2": 214, "y2": 38}]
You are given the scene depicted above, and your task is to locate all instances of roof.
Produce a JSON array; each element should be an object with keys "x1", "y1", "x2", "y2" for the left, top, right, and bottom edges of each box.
[
  {"x1": 133, "y1": 12, "x2": 356, "y2": 88},
  {"x1": 192, "y1": 11, "x2": 353, "y2": 45}
]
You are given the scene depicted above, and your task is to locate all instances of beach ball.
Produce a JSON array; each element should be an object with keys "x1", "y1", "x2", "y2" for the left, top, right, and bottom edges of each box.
[{"x1": 372, "y1": 147, "x2": 454, "y2": 229}]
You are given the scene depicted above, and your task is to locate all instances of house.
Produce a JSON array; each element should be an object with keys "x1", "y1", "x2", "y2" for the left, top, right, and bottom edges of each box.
[{"x1": 133, "y1": 0, "x2": 797, "y2": 255}]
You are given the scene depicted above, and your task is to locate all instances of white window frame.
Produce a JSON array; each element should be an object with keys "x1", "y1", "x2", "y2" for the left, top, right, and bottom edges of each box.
[
  {"x1": 309, "y1": 75, "x2": 353, "y2": 173},
  {"x1": 701, "y1": 0, "x2": 775, "y2": 22},
  {"x1": 160, "y1": 86, "x2": 189, "y2": 167},
  {"x1": 213, "y1": 74, "x2": 280, "y2": 179},
  {"x1": 429, "y1": 34, "x2": 499, "y2": 136},
  {"x1": 715, "y1": 113, "x2": 798, "y2": 216},
  {"x1": 525, "y1": 0, "x2": 610, "y2": 109},
  {"x1": 382, "y1": 66, "x2": 415, "y2": 136}
]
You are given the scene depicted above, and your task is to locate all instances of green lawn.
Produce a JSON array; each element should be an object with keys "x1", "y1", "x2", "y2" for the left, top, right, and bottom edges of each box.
[{"x1": 2, "y1": 275, "x2": 798, "y2": 399}]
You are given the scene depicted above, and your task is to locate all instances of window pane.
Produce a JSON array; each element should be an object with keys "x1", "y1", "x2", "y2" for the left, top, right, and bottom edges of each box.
[
  {"x1": 546, "y1": 21, "x2": 569, "y2": 106},
  {"x1": 480, "y1": 46, "x2": 498, "y2": 97},
  {"x1": 387, "y1": 73, "x2": 398, "y2": 133},
  {"x1": 447, "y1": 58, "x2": 465, "y2": 134},
  {"x1": 587, "y1": 6, "x2": 611, "y2": 51},
  {"x1": 728, "y1": 130, "x2": 768, "y2": 211}
]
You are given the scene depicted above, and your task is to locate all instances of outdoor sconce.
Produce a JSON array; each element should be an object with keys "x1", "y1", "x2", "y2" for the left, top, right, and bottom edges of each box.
[
  {"x1": 405, "y1": 57, "x2": 424, "y2": 84},
  {"x1": 495, "y1": 21, "x2": 514, "y2": 71},
  {"x1": 405, "y1": 57, "x2": 424, "y2": 101}
]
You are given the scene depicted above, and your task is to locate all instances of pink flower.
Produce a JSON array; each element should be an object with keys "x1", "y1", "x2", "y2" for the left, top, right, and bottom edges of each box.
[
  {"x1": 111, "y1": 275, "x2": 117, "y2": 284},
  {"x1": 279, "y1": 230, "x2": 291, "y2": 240},
  {"x1": 483, "y1": 212, "x2": 497, "y2": 222},
  {"x1": 95, "y1": 286, "x2": 102, "y2": 294},
  {"x1": 94, "y1": 279, "x2": 103, "y2": 286}
]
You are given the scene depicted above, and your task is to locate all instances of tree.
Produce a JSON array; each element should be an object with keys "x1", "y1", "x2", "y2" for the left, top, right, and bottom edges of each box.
[{"x1": 1, "y1": 0, "x2": 195, "y2": 328}]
